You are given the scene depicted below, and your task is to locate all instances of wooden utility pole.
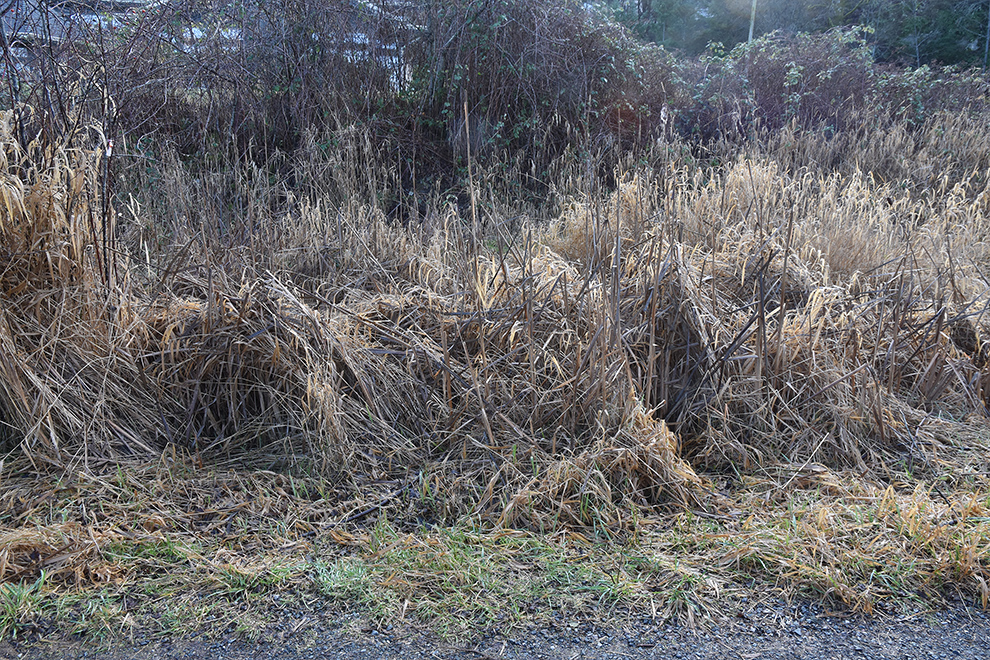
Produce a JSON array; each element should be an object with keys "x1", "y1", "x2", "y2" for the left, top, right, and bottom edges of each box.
[{"x1": 748, "y1": 0, "x2": 757, "y2": 42}]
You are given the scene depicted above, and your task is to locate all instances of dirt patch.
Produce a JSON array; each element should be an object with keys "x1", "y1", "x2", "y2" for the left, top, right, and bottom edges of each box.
[{"x1": 2, "y1": 601, "x2": 989, "y2": 660}]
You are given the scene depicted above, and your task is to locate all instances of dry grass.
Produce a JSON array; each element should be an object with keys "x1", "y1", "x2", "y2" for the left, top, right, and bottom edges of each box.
[
  {"x1": 0, "y1": 454, "x2": 985, "y2": 638},
  {"x1": 2, "y1": 104, "x2": 990, "y2": 637}
]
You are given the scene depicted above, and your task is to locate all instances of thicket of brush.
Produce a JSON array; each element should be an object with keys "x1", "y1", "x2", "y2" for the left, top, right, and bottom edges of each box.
[{"x1": 2, "y1": 0, "x2": 990, "y2": 534}]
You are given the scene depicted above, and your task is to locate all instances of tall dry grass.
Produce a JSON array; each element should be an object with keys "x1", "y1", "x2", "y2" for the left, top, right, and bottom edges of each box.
[{"x1": 2, "y1": 103, "x2": 990, "y2": 534}]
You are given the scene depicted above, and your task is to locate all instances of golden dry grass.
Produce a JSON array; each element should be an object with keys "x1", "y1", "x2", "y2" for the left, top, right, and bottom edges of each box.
[{"x1": 1, "y1": 106, "x2": 990, "y2": 634}]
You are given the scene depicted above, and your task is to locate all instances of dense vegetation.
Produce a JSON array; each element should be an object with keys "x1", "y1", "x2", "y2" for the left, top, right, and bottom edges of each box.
[
  {"x1": 4, "y1": 0, "x2": 989, "y2": 199},
  {"x1": 607, "y1": 0, "x2": 990, "y2": 67},
  {"x1": 1, "y1": 0, "x2": 990, "y2": 639}
]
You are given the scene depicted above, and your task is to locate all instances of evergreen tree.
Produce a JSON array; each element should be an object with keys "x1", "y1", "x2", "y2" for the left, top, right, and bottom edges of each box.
[{"x1": 600, "y1": 0, "x2": 990, "y2": 66}]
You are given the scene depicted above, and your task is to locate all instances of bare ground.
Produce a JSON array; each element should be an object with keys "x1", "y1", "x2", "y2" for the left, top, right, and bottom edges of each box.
[{"x1": 2, "y1": 599, "x2": 988, "y2": 660}]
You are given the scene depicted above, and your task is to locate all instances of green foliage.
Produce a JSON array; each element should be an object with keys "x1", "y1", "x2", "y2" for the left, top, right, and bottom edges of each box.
[
  {"x1": 0, "y1": 573, "x2": 45, "y2": 639},
  {"x1": 601, "y1": 0, "x2": 990, "y2": 68},
  {"x1": 852, "y1": 0, "x2": 989, "y2": 67},
  {"x1": 215, "y1": 563, "x2": 296, "y2": 599},
  {"x1": 311, "y1": 524, "x2": 635, "y2": 633}
]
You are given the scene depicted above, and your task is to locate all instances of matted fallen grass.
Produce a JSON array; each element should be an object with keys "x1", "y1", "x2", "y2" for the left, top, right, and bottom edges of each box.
[
  {"x1": 1, "y1": 453, "x2": 989, "y2": 640},
  {"x1": 2, "y1": 105, "x2": 990, "y2": 640}
]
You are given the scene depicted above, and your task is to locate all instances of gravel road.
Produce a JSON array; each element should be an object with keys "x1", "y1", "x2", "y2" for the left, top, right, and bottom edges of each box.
[{"x1": 2, "y1": 599, "x2": 988, "y2": 660}]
